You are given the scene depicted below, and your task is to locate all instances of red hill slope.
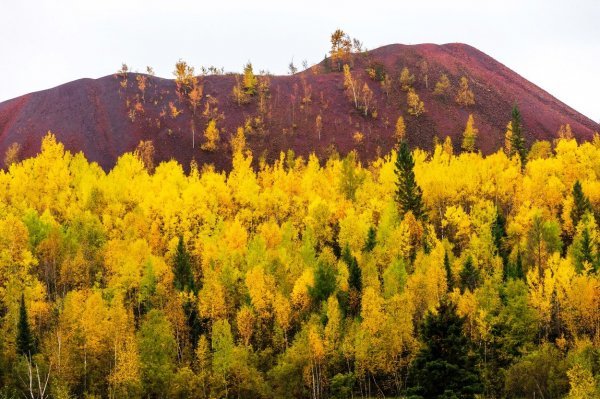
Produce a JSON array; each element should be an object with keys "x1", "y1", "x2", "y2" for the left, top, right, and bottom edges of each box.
[{"x1": 0, "y1": 43, "x2": 597, "y2": 169}]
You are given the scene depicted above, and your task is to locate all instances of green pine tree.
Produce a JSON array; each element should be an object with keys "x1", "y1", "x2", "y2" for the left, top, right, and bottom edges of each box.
[
  {"x1": 342, "y1": 245, "x2": 362, "y2": 293},
  {"x1": 573, "y1": 222, "x2": 597, "y2": 273},
  {"x1": 444, "y1": 251, "x2": 454, "y2": 292},
  {"x1": 16, "y1": 293, "x2": 36, "y2": 357},
  {"x1": 342, "y1": 244, "x2": 362, "y2": 316},
  {"x1": 512, "y1": 251, "x2": 525, "y2": 280},
  {"x1": 173, "y1": 236, "x2": 195, "y2": 293},
  {"x1": 580, "y1": 226, "x2": 594, "y2": 267},
  {"x1": 492, "y1": 210, "x2": 508, "y2": 268},
  {"x1": 309, "y1": 260, "x2": 337, "y2": 304},
  {"x1": 571, "y1": 181, "x2": 592, "y2": 229},
  {"x1": 407, "y1": 299, "x2": 482, "y2": 398},
  {"x1": 395, "y1": 140, "x2": 426, "y2": 221},
  {"x1": 363, "y1": 226, "x2": 377, "y2": 252},
  {"x1": 459, "y1": 256, "x2": 480, "y2": 292},
  {"x1": 510, "y1": 104, "x2": 527, "y2": 166}
]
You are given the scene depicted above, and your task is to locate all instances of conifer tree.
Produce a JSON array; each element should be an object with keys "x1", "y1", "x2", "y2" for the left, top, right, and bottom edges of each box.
[
  {"x1": 363, "y1": 226, "x2": 377, "y2": 252},
  {"x1": 342, "y1": 245, "x2": 361, "y2": 316},
  {"x1": 309, "y1": 261, "x2": 337, "y2": 304},
  {"x1": 17, "y1": 293, "x2": 36, "y2": 357},
  {"x1": 571, "y1": 181, "x2": 592, "y2": 229},
  {"x1": 408, "y1": 299, "x2": 482, "y2": 398},
  {"x1": 576, "y1": 225, "x2": 595, "y2": 273},
  {"x1": 444, "y1": 251, "x2": 454, "y2": 292},
  {"x1": 173, "y1": 236, "x2": 195, "y2": 293},
  {"x1": 342, "y1": 245, "x2": 362, "y2": 294},
  {"x1": 173, "y1": 237, "x2": 202, "y2": 349},
  {"x1": 492, "y1": 210, "x2": 508, "y2": 268},
  {"x1": 513, "y1": 251, "x2": 525, "y2": 280},
  {"x1": 510, "y1": 104, "x2": 527, "y2": 165},
  {"x1": 395, "y1": 140, "x2": 426, "y2": 221},
  {"x1": 460, "y1": 255, "x2": 480, "y2": 292},
  {"x1": 243, "y1": 62, "x2": 257, "y2": 95}
]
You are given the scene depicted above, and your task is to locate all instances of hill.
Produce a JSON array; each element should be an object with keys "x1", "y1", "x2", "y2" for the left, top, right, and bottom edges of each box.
[{"x1": 0, "y1": 43, "x2": 598, "y2": 169}]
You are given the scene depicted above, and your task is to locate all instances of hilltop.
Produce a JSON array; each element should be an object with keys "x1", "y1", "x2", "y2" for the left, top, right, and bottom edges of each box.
[{"x1": 0, "y1": 42, "x2": 597, "y2": 169}]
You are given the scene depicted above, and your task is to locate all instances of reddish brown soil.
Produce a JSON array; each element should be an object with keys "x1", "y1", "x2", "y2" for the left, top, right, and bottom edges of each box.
[{"x1": 0, "y1": 43, "x2": 597, "y2": 170}]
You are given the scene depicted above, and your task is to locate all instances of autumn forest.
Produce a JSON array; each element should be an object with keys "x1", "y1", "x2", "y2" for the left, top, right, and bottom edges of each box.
[
  {"x1": 0, "y1": 112, "x2": 599, "y2": 399},
  {"x1": 0, "y1": 19, "x2": 599, "y2": 399}
]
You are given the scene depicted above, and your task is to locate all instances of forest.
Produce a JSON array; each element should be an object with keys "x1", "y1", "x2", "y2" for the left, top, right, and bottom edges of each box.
[{"x1": 0, "y1": 124, "x2": 599, "y2": 398}]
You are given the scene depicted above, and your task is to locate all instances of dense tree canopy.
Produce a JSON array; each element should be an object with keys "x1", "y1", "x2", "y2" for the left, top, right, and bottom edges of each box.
[{"x1": 0, "y1": 133, "x2": 599, "y2": 398}]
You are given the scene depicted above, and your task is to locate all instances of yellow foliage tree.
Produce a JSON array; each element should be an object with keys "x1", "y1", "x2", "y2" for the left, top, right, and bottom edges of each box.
[
  {"x1": 4, "y1": 142, "x2": 21, "y2": 167},
  {"x1": 395, "y1": 116, "x2": 406, "y2": 142},
  {"x1": 399, "y1": 67, "x2": 415, "y2": 92},
  {"x1": 201, "y1": 120, "x2": 220, "y2": 152},
  {"x1": 407, "y1": 89, "x2": 425, "y2": 117},
  {"x1": 461, "y1": 114, "x2": 478, "y2": 152},
  {"x1": 433, "y1": 73, "x2": 451, "y2": 97},
  {"x1": 455, "y1": 76, "x2": 475, "y2": 107}
]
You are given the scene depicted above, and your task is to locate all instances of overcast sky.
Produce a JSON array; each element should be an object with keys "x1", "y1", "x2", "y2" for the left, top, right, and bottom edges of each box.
[{"x1": 1, "y1": 0, "x2": 598, "y2": 122}]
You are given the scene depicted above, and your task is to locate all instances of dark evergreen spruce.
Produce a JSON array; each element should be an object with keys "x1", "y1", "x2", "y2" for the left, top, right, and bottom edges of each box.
[
  {"x1": 342, "y1": 245, "x2": 362, "y2": 294},
  {"x1": 492, "y1": 210, "x2": 508, "y2": 268},
  {"x1": 571, "y1": 180, "x2": 592, "y2": 229},
  {"x1": 395, "y1": 140, "x2": 427, "y2": 221},
  {"x1": 17, "y1": 293, "x2": 36, "y2": 357},
  {"x1": 309, "y1": 261, "x2": 337, "y2": 304},
  {"x1": 173, "y1": 236, "x2": 195, "y2": 293},
  {"x1": 580, "y1": 226, "x2": 594, "y2": 264},
  {"x1": 407, "y1": 299, "x2": 482, "y2": 398},
  {"x1": 444, "y1": 251, "x2": 454, "y2": 292},
  {"x1": 173, "y1": 236, "x2": 203, "y2": 348},
  {"x1": 459, "y1": 256, "x2": 481, "y2": 292},
  {"x1": 363, "y1": 226, "x2": 377, "y2": 252},
  {"x1": 510, "y1": 104, "x2": 527, "y2": 166},
  {"x1": 512, "y1": 251, "x2": 525, "y2": 280},
  {"x1": 342, "y1": 245, "x2": 362, "y2": 316},
  {"x1": 575, "y1": 224, "x2": 596, "y2": 273}
]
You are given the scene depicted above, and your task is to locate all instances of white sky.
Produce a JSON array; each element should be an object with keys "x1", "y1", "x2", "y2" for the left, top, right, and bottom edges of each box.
[{"x1": 1, "y1": 0, "x2": 599, "y2": 122}]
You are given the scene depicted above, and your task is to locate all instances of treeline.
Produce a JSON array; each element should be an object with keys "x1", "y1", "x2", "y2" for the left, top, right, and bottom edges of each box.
[{"x1": 0, "y1": 132, "x2": 599, "y2": 398}]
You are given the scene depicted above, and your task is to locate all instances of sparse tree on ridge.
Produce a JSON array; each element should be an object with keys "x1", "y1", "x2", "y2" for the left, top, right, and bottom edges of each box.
[
  {"x1": 407, "y1": 89, "x2": 425, "y2": 117},
  {"x1": 201, "y1": 120, "x2": 220, "y2": 152},
  {"x1": 243, "y1": 62, "x2": 258, "y2": 95},
  {"x1": 456, "y1": 76, "x2": 475, "y2": 107},
  {"x1": 343, "y1": 64, "x2": 359, "y2": 110},
  {"x1": 330, "y1": 29, "x2": 352, "y2": 71},
  {"x1": 288, "y1": 59, "x2": 298, "y2": 75},
  {"x1": 461, "y1": 114, "x2": 478, "y2": 152},
  {"x1": 399, "y1": 67, "x2": 415, "y2": 91},
  {"x1": 395, "y1": 116, "x2": 406, "y2": 142},
  {"x1": 434, "y1": 73, "x2": 451, "y2": 97}
]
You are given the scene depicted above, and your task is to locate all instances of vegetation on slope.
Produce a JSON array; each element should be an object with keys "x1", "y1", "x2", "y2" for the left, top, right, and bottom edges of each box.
[{"x1": 0, "y1": 128, "x2": 599, "y2": 398}]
